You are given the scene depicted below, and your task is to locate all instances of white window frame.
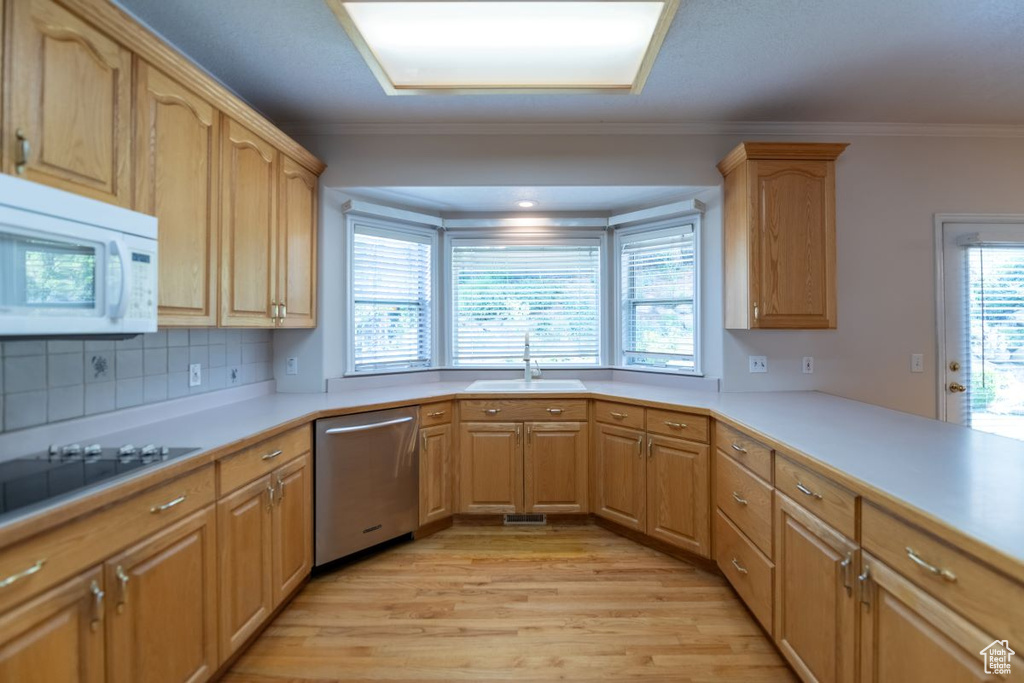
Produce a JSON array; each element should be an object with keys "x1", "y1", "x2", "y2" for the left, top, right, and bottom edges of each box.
[
  {"x1": 445, "y1": 228, "x2": 608, "y2": 368},
  {"x1": 612, "y1": 214, "x2": 702, "y2": 376},
  {"x1": 343, "y1": 214, "x2": 440, "y2": 375}
]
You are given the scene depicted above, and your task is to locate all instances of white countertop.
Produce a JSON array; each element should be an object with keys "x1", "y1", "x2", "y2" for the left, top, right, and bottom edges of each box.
[{"x1": 4, "y1": 380, "x2": 1023, "y2": 568}]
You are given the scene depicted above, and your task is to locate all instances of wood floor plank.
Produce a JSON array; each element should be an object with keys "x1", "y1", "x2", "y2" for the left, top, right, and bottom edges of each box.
[{"x1": 224, "y1": 524, "x2": 795, "y2": 682}]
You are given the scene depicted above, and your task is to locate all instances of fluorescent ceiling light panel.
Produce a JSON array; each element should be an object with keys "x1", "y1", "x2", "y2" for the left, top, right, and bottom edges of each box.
[{"x1": 327, "y1": 1, "x2": 678, "y2": 95}]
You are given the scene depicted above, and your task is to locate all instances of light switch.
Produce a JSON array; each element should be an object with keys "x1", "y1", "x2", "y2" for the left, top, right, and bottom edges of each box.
[
  {"x1": 802, "y1": 357, "x2": 814, "y2": 374},
  {"x1": 911, "y1": 353, "x2": 924, "y2": 373},
  {"x1": 286, "y1": 357, "x2": 299, "y2": 375}
]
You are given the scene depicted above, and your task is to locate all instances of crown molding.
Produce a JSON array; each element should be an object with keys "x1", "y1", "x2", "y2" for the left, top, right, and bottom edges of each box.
[{"x1": 280, "y1": 120, "x2": 1024, "y2": 138}]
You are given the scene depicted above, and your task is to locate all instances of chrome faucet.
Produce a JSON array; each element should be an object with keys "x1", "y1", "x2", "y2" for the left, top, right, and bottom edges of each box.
[{"x1": 523, "y1": 333, "x2": 542, "y2": 381}]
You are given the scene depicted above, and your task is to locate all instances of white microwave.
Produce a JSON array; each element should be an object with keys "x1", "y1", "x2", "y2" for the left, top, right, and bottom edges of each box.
[{"x1": 0, "y1": 175, "x2": 158, "y2": 337}]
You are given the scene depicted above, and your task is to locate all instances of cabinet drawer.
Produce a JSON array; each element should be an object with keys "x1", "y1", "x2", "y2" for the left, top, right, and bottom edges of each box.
[
  {"x1": 593, "y1": 400, "x2": 645, "y2": 430},
  {"x1": 419, "y1": 401, "x2": 453, "y2": 427},
  {"x1": 460, "y1": 399, "x2": 587, "y2": 422},
  {"x1": 715, "y1": 510, "x2": 774, "y2": 635},
  {"x1": 0, "y1": 465, "x2": 215, "y2": 614},
  {"x1": 714, "y1": 422, "x2": 773, "y2": 482},
  {"x1": 218, "y1": 425, "x2": 311, "y2": 495},
  {"x1": 774, "y1": 456, "x2": 856, "y2": 539},
  {"x1": 646, "y1": 408, "x2": 709, "y2": 443},
  {"x1": 862, "y1": 503, "x2": 1024, "y2": 643},
  {"x1": 715, "y1": 450, "x2": 773, "y2": 557}
]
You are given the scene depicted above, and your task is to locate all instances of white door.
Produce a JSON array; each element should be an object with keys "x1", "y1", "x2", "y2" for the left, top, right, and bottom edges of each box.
[{"x1": 940, "y1": 221, "x2": 1024, "y2": 440}]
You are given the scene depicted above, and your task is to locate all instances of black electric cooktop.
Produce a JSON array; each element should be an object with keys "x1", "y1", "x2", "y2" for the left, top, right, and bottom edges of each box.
[{"x1": 0, "y1": 443, "x2": 199, "y2": 519}]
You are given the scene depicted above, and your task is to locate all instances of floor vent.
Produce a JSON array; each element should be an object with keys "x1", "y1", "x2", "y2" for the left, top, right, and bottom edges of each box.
[{"x1": 504, "y1": 513, "x2": 546, "y2": 526}]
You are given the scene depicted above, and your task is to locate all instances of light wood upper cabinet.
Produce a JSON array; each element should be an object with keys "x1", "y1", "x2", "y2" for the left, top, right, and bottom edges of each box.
[
  {"x1": 524, "y1": 422, "x2": 588, "y2": 514},
  {"x1": 271, "y1": 453, "x2": 312, "y2": 606},
  {"x1": 773, "y1": 493, "x2": 857, "y2": 683},
  {"x1": 135, "y1": 61, "x2": 219, "y2": 326},
  {"x1": 646, "y1": 434, "x2": 709, "y2": 557},
  {"x1": 719, "y1": 142, "x2": 847, "y2": 329},
  {"x1": 217, "y1": 475, "x2": 273, "y2": 660},
  {"x1": 420, "y1": 424, "x2": 454, "y2": 525},
  {"x1": 220, "y1": 117, "x2": 278, "y2": 327},
  {"x1": 459, "y1": 422, "x2": 523, "y2": 514},
  {"x1": 277, "y1": 155, "x2": 318, "y2": 328},
  {"x1": 7, "y1": 0, "x2": 132, "y2": 206},
  {"x1": 105, "y1": 506, "x2": 218, "y2": 683},
  {"x1": 0, "y1": 566, "x2": 105, "y2": 683},
  {"x1": 860, "y1": 553, "x2": 998, "y2": 683},
  {"x1": 593, "y1": 423, "x2": 646, "y2": 531}
]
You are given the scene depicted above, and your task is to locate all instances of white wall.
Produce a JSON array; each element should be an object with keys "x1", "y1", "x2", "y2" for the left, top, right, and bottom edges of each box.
[{"x1": 285, "y1": 130, "x2": 1024, "y2": 418}]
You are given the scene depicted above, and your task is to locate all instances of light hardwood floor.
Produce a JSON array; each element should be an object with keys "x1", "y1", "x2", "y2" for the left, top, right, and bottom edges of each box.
[{"x1": 223, "y1": 523, "x2": 797, "y2": 682}]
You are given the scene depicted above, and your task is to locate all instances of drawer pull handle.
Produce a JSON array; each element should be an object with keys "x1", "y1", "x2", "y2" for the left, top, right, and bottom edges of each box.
[
  {"x1": 427, "y1": 410, "x2": 446, "y2": 417},
  {"x1": 731, "y1": 558, "x2": 748, "y2": 575},
  {"x1": 115, "y1": 565, "x2": 130, "y2": 614},
  {"x1": 484, "y1": 408, "x2": 501, "y2": 415},
  {"x1": 15, "y1": 129, "x2": 30, "y2": 175},
  {"x1": 905, "y1": 547, "x2": 957, "y2": 583},
  {"x1": 261, "y1": 449, "x2": 284, "y2": 461},
  {"x1": 795, "y1": 482, "x2": 823, "y2": 500},
  {"x1": 731, "y1": 491, "x2": 748, "y2": 506},
  {"x1": 0, "y1": 559, "x2": 45, "y2": 588},
  {"x1": 610, "y1": 411, "x2": 628, "y2": 420},
  {"x1": 150, "y1": 495, "x2": 186, "y2": 513},
  {"x1": 730, "y1": 443, "x2": 748, "y2": 454},
  {"x1": 664, "y1": 421, "x2": 687, "y2": 429},
  {"x1": 547, "y1": 408, "x2": 563, "y2": 415},
  {"x1": 840, "y1": 554, "x2": 853, "y2": 596},
  {"x1": 90, "y1": 581, "x2": 105, "y2": 632}
]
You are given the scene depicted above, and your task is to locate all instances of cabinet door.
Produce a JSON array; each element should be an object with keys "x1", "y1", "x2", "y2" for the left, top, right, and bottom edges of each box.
[
  {"x1": 524, "y1": 421, "x2": 587, "y2": 514},
  {"x1": 593, "y1": 423, "x2": 646, "y2": 530},
  {"x1": 9, "y1": 0, "x2": 131, "y2": 205},
  {"x1": 419, "y1": 424, "x2": 453, "y2": 525},
  {"x1": 860, "y1": 553, "x2": 994, "y2": 683},
  {"x1": 105, "y1": 506, "x2": 218, "y2": 683},
  {"x1": 271, "y1": 453, "x2": 312, "y2": 606},
  {"x1": 277, "y1": 156, "x2": 318, "y2": 328},
  {"x1": 458, "y1": 422, "x2": 522, "y2": 514},
  {"x1": 0, "y1": 567, "x2": 104, "y2": 683},
  {"x1": 220, "y1": 117, "x2": 277, "y2": 327},
  {"x1": 135, "y1": 61, "x2": 219, "y2": 326},
  {"x1": 646, "y1": 434, "x2": 710, "y2": 557},
  {"x1": 217, "y1": 475, "x2": 273, "y2": 659},
  {"x1": 752, "y1": 159, "x2": 836, "y2": 329},
  {"x1": 774, "y1": 493, "x2": 857, "y2": 683}
]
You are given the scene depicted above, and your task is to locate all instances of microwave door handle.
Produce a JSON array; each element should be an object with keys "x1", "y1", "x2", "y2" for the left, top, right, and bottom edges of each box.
[{"x1": 108, "y1": 239, "x2": 132, "y2": 320}]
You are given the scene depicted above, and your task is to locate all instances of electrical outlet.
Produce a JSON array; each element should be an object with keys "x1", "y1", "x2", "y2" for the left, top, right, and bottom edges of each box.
[
  {"x1": 286, "y1": 357, "x2": 298, "y2": 375},
  {"x1": 189, "y1": 363, "x2": 202, "y2": 387},
  {"x1": 911, "y1": 353, "x2": 924, "y2": 373},
  {"x1": 802, "y1": 356, "x2": 814, "y2": 374},
  {"x1": 748, "y1": 356, "x2": 768, "y2": 373}
]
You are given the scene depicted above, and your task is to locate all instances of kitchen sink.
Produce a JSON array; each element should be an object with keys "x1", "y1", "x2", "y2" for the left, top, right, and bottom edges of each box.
[{"x1": 465, "y1": 379, "x2": 586, "y2": 392}]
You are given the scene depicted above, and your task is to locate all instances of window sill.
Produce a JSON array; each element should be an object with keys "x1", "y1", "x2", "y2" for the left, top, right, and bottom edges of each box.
[
  {"x1": 613, "y1": 366, "x2": 705, "y2": 378},
  {"x1": 343, "y1": 365, "x2": 704, "y2": 379}
]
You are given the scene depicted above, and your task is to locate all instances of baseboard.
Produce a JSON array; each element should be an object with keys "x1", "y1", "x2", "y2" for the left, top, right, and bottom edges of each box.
[
  {"x1": 414, "y1": 516, "x2": 454, "y2": 539},
  {"x1": 591, "y1": 515, "x2": 722, "y2": 574}
]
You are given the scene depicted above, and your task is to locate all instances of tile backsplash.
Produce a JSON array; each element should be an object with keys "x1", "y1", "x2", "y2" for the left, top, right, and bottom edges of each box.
[{"x1": 0, "y1": 329, "x2": 273, "y2": 433}]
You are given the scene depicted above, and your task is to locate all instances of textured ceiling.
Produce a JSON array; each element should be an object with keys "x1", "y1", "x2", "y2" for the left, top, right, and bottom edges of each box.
[{"x1": 115, "y1": 0, "x2": 1024, "y2": 126}]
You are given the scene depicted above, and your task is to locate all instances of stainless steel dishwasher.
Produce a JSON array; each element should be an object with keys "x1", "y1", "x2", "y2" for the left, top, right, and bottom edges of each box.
[{"x1": 314, "y1": 406, "x2": 419, "y2": 566}]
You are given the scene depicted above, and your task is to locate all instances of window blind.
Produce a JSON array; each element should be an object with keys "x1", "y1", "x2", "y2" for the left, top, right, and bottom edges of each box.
[
  {"x1": 351, "y1": 227, "x2": 432, "y2": 372},
  {"x1": 451, "y1": 242, "x2": 601, "y2": 365},
  {"x1": 965, "y1": 244, "x2": 1024, "y2": 439},
  {"x1": 619, "y1": 225, "x2": 696, "y2": 371}
]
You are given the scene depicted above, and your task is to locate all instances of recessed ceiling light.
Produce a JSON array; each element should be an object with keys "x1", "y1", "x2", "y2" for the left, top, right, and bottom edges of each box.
[
  {"x1": 517, "y1": 200, "x2": 537, "y2": 209},
  {"x1": 326, "y1": 1, "x2": 678, "y2": 95}
]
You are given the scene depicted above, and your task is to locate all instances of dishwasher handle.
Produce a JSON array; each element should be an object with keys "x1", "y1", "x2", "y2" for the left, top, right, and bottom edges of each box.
[{"x1": 324, "y1": 416, "x2": 415, "y2": 435}]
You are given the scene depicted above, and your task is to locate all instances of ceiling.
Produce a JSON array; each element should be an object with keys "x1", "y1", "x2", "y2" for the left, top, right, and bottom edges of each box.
[
  {"x1": 115, "y1": 0, "x2": 1024, "y2": 126},
  {"x1": 344, "y1": 186, "x2": 703, "y2": 213}
]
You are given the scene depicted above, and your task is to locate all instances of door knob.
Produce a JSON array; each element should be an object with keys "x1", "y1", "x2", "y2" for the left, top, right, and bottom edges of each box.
[{"x1": 948, "y1": 382, "x2": 967, "y2": 393}]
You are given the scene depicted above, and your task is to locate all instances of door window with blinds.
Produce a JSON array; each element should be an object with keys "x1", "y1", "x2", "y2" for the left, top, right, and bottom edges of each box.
[
  {"x1": 450, "y1": 240, "x2": 602, "y2": 366},
  {"x1": 349, "y1": 223, "x2": 435, "y2": 372},
  {"x1": 616, "y1": 224, "x2": 699, "y2": 373}
]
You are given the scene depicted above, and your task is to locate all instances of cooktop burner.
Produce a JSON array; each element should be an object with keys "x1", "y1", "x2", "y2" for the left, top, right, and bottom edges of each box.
[{"x1": 0, "y1": 443, "x2": 199, "y2": 519}]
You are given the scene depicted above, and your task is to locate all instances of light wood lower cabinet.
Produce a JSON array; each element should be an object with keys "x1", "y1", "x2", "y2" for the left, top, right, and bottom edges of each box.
[
  {"x1": 859, "y1": 553, "x2": 998, "y2": 683},
  {"x1": 459, "y1": 422, "x2": 523, "y2": 514},
  {"x1": 524, "y1": 422, "x2": 587, "y2": 514},
  {"x1": 646, "y1": 434, "x2": 709, "y2": 556},
  {"x1": 774, "y1": 493, "x2": 857, "y2": 683},
  {"x1": 593, "y1": 423, "x2": 646, "y2": 530},
  {"x1": 420, "y1": 424, "x2": 454, "y2": 525},
  {"x1": 0, "y1": 566, "x2": 105, "y2": 683},
  {"x1": 270, "y1": 454, "x2": 313, "y2": 606},
  {"x1": 105, "y1": 506, "x2": 218, "y2": 683}
]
